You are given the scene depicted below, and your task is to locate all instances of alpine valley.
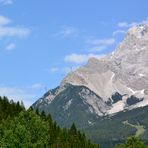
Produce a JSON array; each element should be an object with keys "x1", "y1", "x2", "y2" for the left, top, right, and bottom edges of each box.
[{"x1": 32, "y1": 24, "x2": 148, "y2": 148}]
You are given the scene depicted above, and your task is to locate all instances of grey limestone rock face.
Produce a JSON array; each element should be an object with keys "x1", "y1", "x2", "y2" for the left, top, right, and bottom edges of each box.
[
  {"x1": 60, "y1": 24, "x2": 148, "y2": 114},
  {"x1": 33, "y1": 24, "x2": 148, "y2": 116},
  {"x1": 110, "y1": 24, "x2": 148, "y2": 96}
]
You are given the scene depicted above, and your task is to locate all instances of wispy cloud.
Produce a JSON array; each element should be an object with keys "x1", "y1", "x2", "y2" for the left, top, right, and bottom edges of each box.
[
  {"x1": 87, "y1": 38, "x2": 115, "y2": 45},
  {"x1": 89, "y1": 46, "x2": 107, "y2": 52},
  {"x1": 62, "y1": 67, "x2": 71, "y2": 73},
  {"x1": 0, "y1": 83, "x2": 46, "y2": 108},
  {"x1": 62, "y1": 66, "x2": 79, "y2": 73},
  {"x1": 48, "y1": 67, "x2": 59, "y2": 73},
  {"x1": 118, "y1": 22, "x2": 137, "y2": 28},
  {"x1": 113, "y1": 30, "x2": 125, "y2": 36},
  {"x1": 0, "y1": 15, "x2": 11, "y2": 26},
  {"x1": 0, "y1": 0, "x2": 13, "y2": 5},
  {"x1": 5, "y1": 43, "x2": 16, "y2": 50},
  {"x1": 0, "y1": 15, "x2": 30, "y2": 38},
  {"x1": 30, "y1": 83, "x2": 45, "y2": 89},
  {"x1": 118, "y1": 18, "x2": 148, "y2": 28},
  {"x1": 47, "y1": 66, "x2": 79, "y2": 74},
  {"x1": 55, "y1": 26, "x2": 78, "y2": 37},
  {"x1": 64, "y1": 53, "x2": 105, "y2": 64},
  {"x1": 87, "y1": 38, "x2": 116, "y2": 52},
  {"x1": 0, "y1": 86, "x2": 36, "y2": 108},
  {"x1": 0, "y1": 26, "x2": 30, "y2": 38}
]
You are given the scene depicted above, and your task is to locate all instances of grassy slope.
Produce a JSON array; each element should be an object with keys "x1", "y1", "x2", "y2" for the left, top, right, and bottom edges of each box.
[
  {"x1": 83, "y1": 105, "x2": 148, "y2": 148},
  {"x1": 123, "y1": 120, "x2": 145, "y2": 137}
]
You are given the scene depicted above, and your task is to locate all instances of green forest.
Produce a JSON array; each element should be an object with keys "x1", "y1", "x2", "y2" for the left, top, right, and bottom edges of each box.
[
  {"x1": 0, "y1": 96, "x2": 148, "y2": 148},
  {"x1": 0, "y1": 96, "x2": 98, "y2": 148}
]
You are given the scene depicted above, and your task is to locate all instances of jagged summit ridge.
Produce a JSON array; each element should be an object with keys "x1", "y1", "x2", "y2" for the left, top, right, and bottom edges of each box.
[
  {"x1": 60, "y1": 24, "x2": 148, "y2": 113},
  {"x1": 33, "y1": 24, "x2": 148, "y2": 117},
  {"x1": 127, "y1": 24, "x2": 148, "y2": 38}
]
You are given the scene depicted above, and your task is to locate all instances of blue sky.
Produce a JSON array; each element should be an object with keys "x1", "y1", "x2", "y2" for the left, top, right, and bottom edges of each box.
[{"x1": 0, "y1": 0, "x2": 148, "y2": 107}]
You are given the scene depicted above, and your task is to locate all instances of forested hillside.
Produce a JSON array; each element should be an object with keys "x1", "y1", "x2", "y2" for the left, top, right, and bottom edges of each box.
[
  {"x1": 0, "y1": 96, "x2": 98, "y2": 148},
  {"x1": 0, "y1": 96, "x2": 148, "y2": 148}
]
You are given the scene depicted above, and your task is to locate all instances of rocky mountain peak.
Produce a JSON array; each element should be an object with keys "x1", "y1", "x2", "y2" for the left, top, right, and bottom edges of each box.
[
  {"x1": 60, "y1": 24, "x2": 148, "y2": 111},
  {"x1": 112, "y1": 24, "x2": 148, "y2": 60},
  {"x1": 126, "y1": 24, "x2": 148, "y2": 39},
  {"x1": 33, "y1": 24, "x2": 148, "y2": 118}
]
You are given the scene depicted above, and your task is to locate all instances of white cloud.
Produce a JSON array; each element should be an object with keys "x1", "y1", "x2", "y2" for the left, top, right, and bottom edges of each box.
[
  {"x1": 48, "y1": 67, "x2": 59, "y2": 73},
  {"x1": 118, "y1": 18, "x2": 148, "y2": 28},
  {"x1": 87, "y1": 38, "x2": 116, "y2": 52},
  {"x1": 47, "y1": 67, "x2": 71, "y2": 73},
  {"x1": 62, "y1": 67, "x2": 71, "y2": 73},
  {"x1": 89, "y1": 45, "x2": 107, "y2": 52},
  {"x1": 55, "y1": 26, "x2": 78, "y2": 37},
  {"x1": 47, "y1": 66, "x2": 79, "y2": 75},
  {"x1": 0, "y1": 15, "x2": 30, "y2": 38},
  {"x1": 0, "y1": 86, "x2": 36, "y2": 108},
  {"x1": 64, "y1": 53, "x2": 105, "y2": 64},
  {"x1": 0, "y1": 26, "x2": 30, "y2": 38},
  {"x1": 0, "y1": 15, "x2": 11, "y2": 26},
  {"x1": 118, "y1": 22, "x2": 137, "y2": 28},
  {"x1": 61, "y1": 66, "x2": 79, "y2": 74},
  {"x1": 118, "y1": 22, "x2": 129, "y2": 28},
  {"x1": 5, "y1": 43, "x2": 16, "y2": 50},
  {"x1": 0, "y1": 83, "x2": 47, "y2": 108},
  {"x1": 87, "y1": 38, "x2": 115, "y2": 45},
  {"x1": 113, "y1": 30, "x2": 125, "y2": 36},
  {"x1": 30, "y1": 83, "x2": 44, "y2": 89},
  {"x1": 0, "y1": 0, "x2": 13, "y2": 5}
]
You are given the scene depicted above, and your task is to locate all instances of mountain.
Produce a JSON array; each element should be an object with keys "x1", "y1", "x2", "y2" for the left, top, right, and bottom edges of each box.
[
  {"x1": 84, "y1": 105, "x2": 148, "y2": 148},
  {"x1": 32, "y1": 24, "x2": 148, "y2": 147},
  {"x1": 60, "y1": 24, "x2": 148, "y2": 115}
]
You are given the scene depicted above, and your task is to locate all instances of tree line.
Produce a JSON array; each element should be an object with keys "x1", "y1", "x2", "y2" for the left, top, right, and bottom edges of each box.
[
  {"x1": 0, "y1": 96, "x2": 98, "y2": 148},
  {"x1": 0, "y1": 96, "x2": 147, "y2": 148}
]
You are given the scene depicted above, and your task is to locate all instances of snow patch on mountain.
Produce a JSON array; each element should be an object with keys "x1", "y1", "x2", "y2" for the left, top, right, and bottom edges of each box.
[
  {"x1": 88, "y1": 120, "x2": 95, "y2": 126},
  {"x1": 127, "y1": 87, "x2": 145, "y2": 95},
  {"x1": 139, "y1": 73, "x2": 145, "y2": 77}
]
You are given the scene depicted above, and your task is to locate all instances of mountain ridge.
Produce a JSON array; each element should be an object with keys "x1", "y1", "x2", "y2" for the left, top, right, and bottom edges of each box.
[{"x1": 32, "y1": 24, "x2": 148, "y2": 146}]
